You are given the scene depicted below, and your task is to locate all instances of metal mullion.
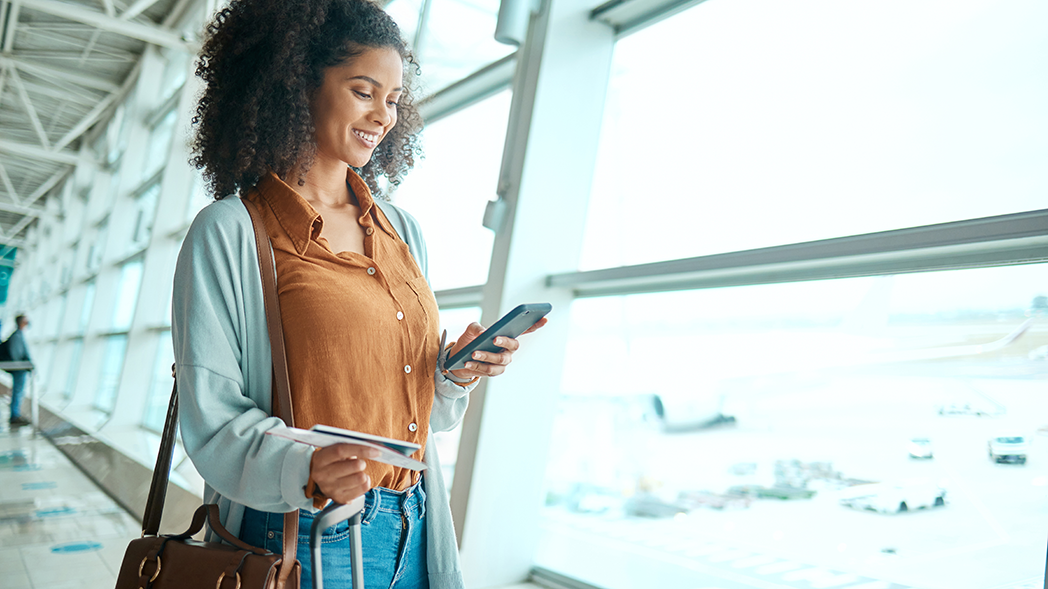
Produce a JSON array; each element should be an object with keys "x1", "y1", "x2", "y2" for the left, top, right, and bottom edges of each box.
[
  {"x1": 417, "y1": 52, "x2": 517, "y2": 124},
  {"x1": 548, "y1": 209, "x2": 1048, "y2": 297}
]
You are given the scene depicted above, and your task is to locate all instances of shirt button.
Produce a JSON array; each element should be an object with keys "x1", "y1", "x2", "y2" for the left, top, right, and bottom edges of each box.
[
  {"x1": 396, "y1": 311, "x2": 404, "y2": 320},
  {"x1": 365, "y1": 227, "x2": 374, "y2": 236},
  {"x1": 404, "y1": 365, "x2": 411, "y2": 374},
  {"x1": 408, "y1": 423, "x2": 418, "y2": 432},
  {"x1": 367, "y1": 267, "x2": 376, "y2": 275}
]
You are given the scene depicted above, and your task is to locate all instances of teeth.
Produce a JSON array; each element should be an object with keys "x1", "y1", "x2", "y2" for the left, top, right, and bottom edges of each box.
[{"x1": 355, "y1": 130, "x2": 378, "y2": 143}]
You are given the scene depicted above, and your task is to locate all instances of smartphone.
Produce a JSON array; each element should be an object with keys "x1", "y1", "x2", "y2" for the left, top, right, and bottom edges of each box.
[{"x1": 444, "y1": 303, "x2": 552, "y2": 372}]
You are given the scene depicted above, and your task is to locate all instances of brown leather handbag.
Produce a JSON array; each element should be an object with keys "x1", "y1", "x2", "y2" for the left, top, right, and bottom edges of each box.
[{"x1": 115, "y1": 198, "x2": 301, "y2": 589}]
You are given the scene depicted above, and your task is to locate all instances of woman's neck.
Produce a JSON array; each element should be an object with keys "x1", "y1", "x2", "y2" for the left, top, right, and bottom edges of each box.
[{"x1": 294, "y1": 154, "x2": 354, "y2": 208}]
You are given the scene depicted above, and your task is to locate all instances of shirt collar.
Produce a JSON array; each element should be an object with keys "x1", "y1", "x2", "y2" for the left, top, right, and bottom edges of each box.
[
  {"x1": 255, "y1": 169, "x2": 382, "y2": 255},
  {"x1": 256, "y1": 172, "x2": 320, "y2": 255}
]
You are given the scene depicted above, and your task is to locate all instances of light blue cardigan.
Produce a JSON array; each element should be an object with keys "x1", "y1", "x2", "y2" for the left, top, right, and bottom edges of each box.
[{"x1": 171, "y1": 196, "x2": 470, "y2": 589}]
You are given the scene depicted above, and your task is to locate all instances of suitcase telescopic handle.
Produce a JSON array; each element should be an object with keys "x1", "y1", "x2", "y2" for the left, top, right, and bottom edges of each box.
[{"x1": 310, "y1": 496, "x2": 366, "y2": 589}]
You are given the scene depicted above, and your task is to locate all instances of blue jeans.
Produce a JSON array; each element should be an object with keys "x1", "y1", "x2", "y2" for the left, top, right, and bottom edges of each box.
[
  {"x1": 9, "y1": 370, "x2": 28, "y2": 420},
  {"x1": 240, "y1": 481, "x2": 428, "y2": 589}
]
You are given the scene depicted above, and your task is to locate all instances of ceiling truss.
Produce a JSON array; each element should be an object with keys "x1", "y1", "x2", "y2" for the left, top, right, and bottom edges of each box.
[{"x1": 0, "y1": 0, "x2": 199, "y2": 248}]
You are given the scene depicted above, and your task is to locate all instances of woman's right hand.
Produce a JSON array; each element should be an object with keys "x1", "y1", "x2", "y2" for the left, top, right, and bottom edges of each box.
[{"x1": 309, "y1": 444, "x2": 379, "y2": 504}]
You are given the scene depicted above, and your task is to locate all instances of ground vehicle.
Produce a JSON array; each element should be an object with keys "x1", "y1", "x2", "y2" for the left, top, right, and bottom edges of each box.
[
  {"x1": 908, "y1": 437, "x2": 934, "y2": 459},
  {"x1": 839, "y1": 481, "x2": 946, "y2": 514},
  {"x1": 988, "y1": 435, "x2": 1029, "y2": 464}
]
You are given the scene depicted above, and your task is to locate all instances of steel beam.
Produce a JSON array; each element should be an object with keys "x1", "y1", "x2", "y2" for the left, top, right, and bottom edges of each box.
[
  {"x1": 120, "y1": 0, "x2": 160, "y2": 21},
  {"x1": 1, "y1": 55, "x2": 121, "y2": 92},
  {"x1": 18, "y1": 0, "x2": 199, "y2": 52},
  {"x1": 8, "y1": 66, "x2": 52, "y2": 149},
  {"x1": 0, "y1": 200, "x2": 44, "y2": 217},
  {"x1": 0, "y1": 162, "x2": 21, "y2": 203},
  {"x1": 0, "y1": 138, "x2": 81, "y2": 165},
  {"x1": 2, "y1": 1, "x2": 19, "y2": 53}
]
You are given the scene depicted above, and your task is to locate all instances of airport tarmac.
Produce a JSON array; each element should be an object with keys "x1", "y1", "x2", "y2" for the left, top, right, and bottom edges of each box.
[{"x1": 537, "y1": 355, "x2": 1048, "y2": 588}]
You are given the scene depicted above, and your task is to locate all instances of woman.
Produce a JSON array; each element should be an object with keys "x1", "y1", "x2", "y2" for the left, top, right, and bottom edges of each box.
[{"x1": 172, "y1": 0, "x2": 544, "y2": 587}]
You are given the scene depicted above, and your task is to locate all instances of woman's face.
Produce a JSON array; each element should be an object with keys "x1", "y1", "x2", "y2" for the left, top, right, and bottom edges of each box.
[{"x1": 311, "y1": 47, "x2": 403, "y2": 169}]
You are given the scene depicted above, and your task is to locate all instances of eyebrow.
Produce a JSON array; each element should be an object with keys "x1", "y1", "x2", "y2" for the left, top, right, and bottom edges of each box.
[{"x1": 349, "y1": 75, "x2": 403, "y2": 92}]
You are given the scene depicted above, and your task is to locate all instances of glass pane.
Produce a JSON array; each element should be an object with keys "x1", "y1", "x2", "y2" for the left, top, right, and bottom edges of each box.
[
  {"x1": 432, "y1": 306, "x2": 482, "y2": 490},
  {"x1": 132, "y1": 183, "x2": 161, "y2": 248},
  {"x1": 111, "y1": 260, "x2": 143, "y2": 331},
  {"x1": 78, "y1": 281, "x2": 96, "y2": 333},
  {"x1": 386, "y1": 0, "x2": 514, "y2": 95},
  {"x1": 62, "y1": 339, "x2": 83, "y2": 401},
  {"x1": 144, "y1": 109, "x2": 177, "y2": 180},
  {"x1": 537, "y1": 263, "x2": 1048, "y2": 588},
  {"x1": 95, "y1": 334, "x2": 128, "y2": 413},
  {"x1": 142, "y1": 331, "x2": 175, "y2": 432},
  {"x1": 393, "y1": 91, "x2": 509, "y2": 290},
  {"x1": 581, "y1": 0, "x2": 1048, "y2": 270}
]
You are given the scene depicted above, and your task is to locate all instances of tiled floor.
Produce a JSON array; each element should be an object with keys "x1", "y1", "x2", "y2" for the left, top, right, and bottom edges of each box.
[
  {"x1": 0, "y1": 404, "x2": 545, "y2": 589},
  {"x1": 0, "y1": 414, "x2": 141, "y2": 589}
]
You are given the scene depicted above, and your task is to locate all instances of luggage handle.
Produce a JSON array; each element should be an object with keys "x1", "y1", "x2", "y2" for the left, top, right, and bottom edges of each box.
[{"x1": 310, "y1": 496, "x2": 366, "y2": 589}]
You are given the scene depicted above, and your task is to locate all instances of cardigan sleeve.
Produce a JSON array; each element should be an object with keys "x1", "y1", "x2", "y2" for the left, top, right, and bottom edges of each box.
[{"x1": 172, "y1": 201, "x2": 315, "y2": 513}]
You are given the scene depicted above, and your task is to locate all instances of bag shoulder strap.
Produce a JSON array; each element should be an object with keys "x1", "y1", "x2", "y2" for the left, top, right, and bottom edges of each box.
[
  {"x1": 241, "y1": 197, "x2": 300, "y2": 589},
  {"x1": 141, "y1": 198, "x2": 300, "y2": 587}
]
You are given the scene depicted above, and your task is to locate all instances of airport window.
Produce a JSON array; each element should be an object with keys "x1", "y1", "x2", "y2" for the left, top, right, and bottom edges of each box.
[
  {"x1": 130, "y1": 183, "x2": 161, "y2": 251},
  {"x1": 61, "y1": 338, "x2": 83, "y2": 401},
  {"x1": 142, "y1": 330, "x2": 175, "y2": 433},
  {"x1": 385, "y1": 0, "x2": 513, "y2": 94},
  {"x1": 143, "y1": 109, "x2": 178, "y2": 180},
  {"x1": 392, "y1": 90, "x2": 510, "y2": 290},
  {"x1": 185, "y1": 172, "x2": 211, "y2": 225},
  {"x1": 94, "y1": 333, "x2": 129, "y2": 414},
  {"x1": 111, "y1": 259, "x2": 144, "y2": 332},
  {"x1": 103, "y1": 100, "x2": 133, "y2": 166},
  {"x1": 159, "y1": 48, "x2": 190, "y2": 102},
  {"x1": 86, "y1": 220, "x2": 108, "y2": 274},
  {"x1": 579, "y1": 0, "x2": 1048, "y2": 271},
  {"x1": 536, "y1": 262, "x2": 1048, "y2": 588},
  {"x1": 433, "y1": 305, "x2": 483, "y2": 489},
  {"x1": 78, "y1": 281, "x2": 96, "y2": 335}
]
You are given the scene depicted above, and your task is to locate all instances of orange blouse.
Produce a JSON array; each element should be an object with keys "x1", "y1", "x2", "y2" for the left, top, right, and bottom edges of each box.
[{"x1": 245, "y1": 170, "x2": 440, "y2": 492}]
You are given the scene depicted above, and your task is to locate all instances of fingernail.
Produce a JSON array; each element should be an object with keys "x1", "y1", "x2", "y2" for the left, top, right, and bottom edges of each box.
[
  {"x1": 495, "y1": 337, "x2": 505, "y2": 346},
  {"x1": 473, "y1": 352, "x2": 482, "y2": 360},
  {"x1": 466, "y1": 362, "x2": 476, "y2": 370}
]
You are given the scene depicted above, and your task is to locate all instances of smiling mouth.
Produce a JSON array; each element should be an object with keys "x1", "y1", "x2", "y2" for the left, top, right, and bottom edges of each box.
[{"x1": 354, "y1": 129, "x2": 380, "y2": 146}]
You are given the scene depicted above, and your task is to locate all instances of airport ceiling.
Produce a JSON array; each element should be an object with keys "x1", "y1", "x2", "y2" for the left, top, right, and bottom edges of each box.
[{"x1": 0, "y1": 0, "x2": 198, "y2": 249}]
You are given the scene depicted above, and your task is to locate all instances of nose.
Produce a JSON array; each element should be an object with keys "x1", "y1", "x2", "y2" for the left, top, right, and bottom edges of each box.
[{"x1": 371, "y1": 101, "x2": 393, "y2": 128}]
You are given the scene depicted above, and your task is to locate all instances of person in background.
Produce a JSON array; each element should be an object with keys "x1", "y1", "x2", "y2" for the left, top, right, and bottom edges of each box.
[{"x1": 5, "y1": 314, "x2": 32, "y2": 427}]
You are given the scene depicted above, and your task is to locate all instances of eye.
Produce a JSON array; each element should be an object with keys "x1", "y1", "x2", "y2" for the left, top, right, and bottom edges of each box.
[
  {"x1": 353, "y1": 89, "x2": 372, "y2": 99},
  {"x1": 387, "y1": 99, "x2": 399, "y2": 108}
]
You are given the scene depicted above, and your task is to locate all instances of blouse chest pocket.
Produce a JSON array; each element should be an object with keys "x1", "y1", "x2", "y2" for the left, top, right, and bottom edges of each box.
[
  {"x1": 405, "y1": 276, "x2": 439, "y2": 326},
  {"x1": 388, "y1": 275, "x2": 438, "y2": 337}
]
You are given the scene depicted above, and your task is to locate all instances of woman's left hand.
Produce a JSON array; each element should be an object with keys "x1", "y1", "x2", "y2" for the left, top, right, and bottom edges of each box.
[{"x1": 448, "y1": 318, "x2": 548, "y2": 380}]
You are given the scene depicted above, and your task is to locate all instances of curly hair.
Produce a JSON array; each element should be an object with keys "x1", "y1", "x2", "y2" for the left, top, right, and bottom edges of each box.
[{"x1": 190, "y1": 0, "x2": 423, "y2": 200}]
